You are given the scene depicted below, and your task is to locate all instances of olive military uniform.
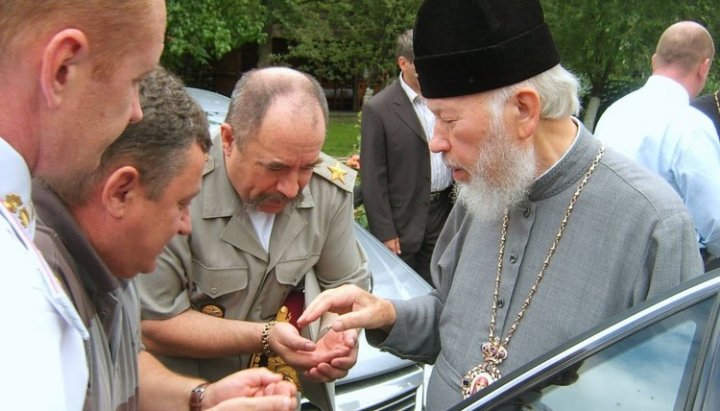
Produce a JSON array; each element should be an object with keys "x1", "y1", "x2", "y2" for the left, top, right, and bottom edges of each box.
[{"x1": 135, "y1": 143, "x2": 371, "y2": 382}]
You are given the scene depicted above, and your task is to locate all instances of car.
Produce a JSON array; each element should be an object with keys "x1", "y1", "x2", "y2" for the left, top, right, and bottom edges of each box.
[
  {"x1": 186, "y1": 86, "x2": 432, "y2": 410},
  {"x1": 450, "y1": 269, "x2": 720, "y2": 411},
  {"x1": 186, "y1": 87, "x2": 228, "y2": 137}
]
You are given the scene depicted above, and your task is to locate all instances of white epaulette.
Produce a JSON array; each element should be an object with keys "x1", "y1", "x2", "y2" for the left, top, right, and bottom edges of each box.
[{"x1": 313, "y1": 152, "x2": 357, "y2": 193}]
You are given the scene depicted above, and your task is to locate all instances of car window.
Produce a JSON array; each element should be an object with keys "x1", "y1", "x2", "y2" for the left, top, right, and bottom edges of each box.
[{"x1": 490, "y1": 297, "x2": 714, "y2": 411}]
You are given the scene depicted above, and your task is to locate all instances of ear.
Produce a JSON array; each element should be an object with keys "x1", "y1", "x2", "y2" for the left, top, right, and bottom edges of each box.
[
  {"x1": 220, "y1": 123, "x2": 236, "y2": 157},
  {"x1": 698, "y1": 57, "x2": 712, "y2": 80},
  {"x1": 397, "y1": 56, "x2": 409, "y2": 71},
  {"x1": 39, "y1": 29, "x2": 90, "y2": 108},
  {"x1": 101, "y1": 166, "x2": 142, "y2": 218},
  {"x1": 509, "y1": 88, "x2": 541, "y2": 140}
]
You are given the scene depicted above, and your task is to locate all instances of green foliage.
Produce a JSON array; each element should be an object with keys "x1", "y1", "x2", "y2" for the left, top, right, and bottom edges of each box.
[
  {"x1": 274, "y1": 0, "x2": 423, "y2": 87},
  {"x1": 542, "y1": 0, "x2": 720, "y2": 115},
  {"x1": 163, "y1": 0, "x2": 720, "y2": 124},
  {"x1": 162, "y1": 0, "x2": 266, "y2": 70}
]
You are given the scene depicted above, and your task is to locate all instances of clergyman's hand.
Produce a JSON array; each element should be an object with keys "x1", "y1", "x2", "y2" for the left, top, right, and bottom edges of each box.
[{"x1": 296, "y1": 284, "x2": 397, "y2": 333}]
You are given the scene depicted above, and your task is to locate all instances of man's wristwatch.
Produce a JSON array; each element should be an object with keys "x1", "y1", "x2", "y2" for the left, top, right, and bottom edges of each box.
[{"x1": 190, "y1": 382, "x2": 210, "y2": 411}]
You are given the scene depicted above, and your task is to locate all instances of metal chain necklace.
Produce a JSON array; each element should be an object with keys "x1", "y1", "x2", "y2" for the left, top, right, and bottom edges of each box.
[
  {"x1": 714, "y1": 91, "x2": 720, "y2": 117},
  {"x1": 461, "y1": 146, "x2": 606, "y2": 399}
]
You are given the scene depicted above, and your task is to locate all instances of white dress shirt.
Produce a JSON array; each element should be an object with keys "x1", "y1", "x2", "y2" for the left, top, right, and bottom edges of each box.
[
  {"x1": 595, "y1": 75, "x2": 720, "y2": 256},
  {"x1": 399, "y1": 74, "x2": 453, "y2": 192}
]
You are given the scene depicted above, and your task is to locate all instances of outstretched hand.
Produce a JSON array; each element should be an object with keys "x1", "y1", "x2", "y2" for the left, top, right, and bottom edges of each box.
[
  {"x1": 296, "y1": 284, "x2": 397, "y2": 333},
  {"x1": 204, "y1": 368, "x2": 297, "y2": 411},
  {"x1": 304, "y1": 328, "x2": 359, "y2": 382},
  {"x1": 270, "y1": 321, "x2": 351, "y2": 371}
]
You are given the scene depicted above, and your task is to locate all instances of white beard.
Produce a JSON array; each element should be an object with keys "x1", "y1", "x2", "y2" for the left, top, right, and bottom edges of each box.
[{"x1": 454, "y1": 115, "x2": 537, "y2": 221}]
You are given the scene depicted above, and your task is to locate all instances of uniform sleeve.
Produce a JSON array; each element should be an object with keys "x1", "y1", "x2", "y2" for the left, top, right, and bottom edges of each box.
[
  {"x1": 360, "y1": 101, "x2": 398, "y2": 242},
  {"x1": 313, "y1": 187, "x2": 371, "y2": 292},
  {"x1": 134, "y1": 234, "x2": 193, "y2": 320}
]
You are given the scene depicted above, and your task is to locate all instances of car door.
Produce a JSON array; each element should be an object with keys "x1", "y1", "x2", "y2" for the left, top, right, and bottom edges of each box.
[{"x1": 450, "y1": 272, "x2": 720, "y2": 411}]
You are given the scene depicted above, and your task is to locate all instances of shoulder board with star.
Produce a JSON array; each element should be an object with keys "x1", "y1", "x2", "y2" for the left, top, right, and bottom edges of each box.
[{"x1": 313, "y1": 152, "x2": 356, "y2": 193}]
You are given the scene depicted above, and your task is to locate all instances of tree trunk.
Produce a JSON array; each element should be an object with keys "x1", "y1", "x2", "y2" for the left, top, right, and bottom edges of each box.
[{"x1": 583, "y1": 95, "x2": 602, "y2": 132}]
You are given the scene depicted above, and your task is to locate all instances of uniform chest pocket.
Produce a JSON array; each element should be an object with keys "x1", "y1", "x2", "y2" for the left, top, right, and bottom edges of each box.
[
  {"x1": 273, "y1": 256, "x2": 317, "y2": 287},
  {"x1": 191, "y1": 262, "x2": 249, "y2": 299}
]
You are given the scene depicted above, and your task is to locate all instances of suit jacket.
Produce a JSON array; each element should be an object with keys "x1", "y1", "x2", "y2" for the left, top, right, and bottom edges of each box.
[{"x1": 360, "y1": 80, "x2": 433, "y2": 253}]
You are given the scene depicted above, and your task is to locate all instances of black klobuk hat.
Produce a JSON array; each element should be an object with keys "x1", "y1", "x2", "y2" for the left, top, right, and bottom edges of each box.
[{"x1": 413, "y1": 0, "x2": 561, "y2": 98}]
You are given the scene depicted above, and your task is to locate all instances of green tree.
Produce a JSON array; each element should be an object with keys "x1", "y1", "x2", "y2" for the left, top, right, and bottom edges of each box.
[
  {"x1": 542, "y1": 0, "x2": 720, "y2": 129},
  {"x1": 273, "y1": 0, "x2": 423, "y2": 109},
  {"x1": 161, "y1": 0, "x2": 267, "y2": 84}
]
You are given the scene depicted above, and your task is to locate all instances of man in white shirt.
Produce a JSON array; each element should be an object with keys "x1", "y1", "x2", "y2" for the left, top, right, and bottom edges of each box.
[{"x1": 595, "y1": 21, "x2": 720, "y2": 266}]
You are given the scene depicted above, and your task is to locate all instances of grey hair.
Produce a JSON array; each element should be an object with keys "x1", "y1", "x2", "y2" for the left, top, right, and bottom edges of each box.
[
  {"x1": 224, "y1": 67, "x2": 329, "y2": 148},
  {"x1": 486, "y1": 64, "x2": 581, "y2": 119},
  {"x1": 396, "y1": 29, "x2": 414, "y2": 61},
  {"x1": 50, "y1": 66, "x2": 212, "y2": 205}
]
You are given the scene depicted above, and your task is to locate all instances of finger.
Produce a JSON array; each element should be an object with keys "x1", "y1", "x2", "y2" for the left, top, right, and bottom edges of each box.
[
  {"x1": 331, "y1": 311, "x2": 375, "y2": 331},
  {"x1": 329, "y1": 353, "x2": 358, "y2": 371},
  {"x1": 297, "y1": 286, "x2": 360, "y2": 326},
  {"x1": 273, "y1": 323, "x2": 315, "y2": 352},
  {"x1": 279, "y1": 333, "x2": 316, "y2": 352},
  {"x1": 264, "y1": 380, "x2": 297, "y2": 398},
  {"x1": 340, "y1": 328, "x2": 359, "y2": 347},
  {"x1": 285, "y1": 343, "x2": 352, "y2": 370},
  {"x1": 303, "y1": 362, "x2": 349, "y2": 382}
]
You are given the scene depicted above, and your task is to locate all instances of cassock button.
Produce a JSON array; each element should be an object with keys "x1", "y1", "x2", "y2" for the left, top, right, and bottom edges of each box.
[
  {"x1": 523, "y1": 207, "x2": 531, "y2": 218},
  {"x1": 497, "y1": 298, "x2": 505, "y2": 308},
  {"x1": 509, "y1": 254, "x2": 517, "y2": 264}
]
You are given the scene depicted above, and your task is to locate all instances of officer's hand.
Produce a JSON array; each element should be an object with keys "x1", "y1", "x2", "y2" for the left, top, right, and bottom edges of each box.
[
  {"x1": 270, "y1": 321, "x2": 351, "y2": 371},
  {"x1": 304, "y1": 328, "x2": 359, "y2": 382},
  {"x1": 296, "y1": 284, "x2": 397, "y2": 333},
  {"x1": 203, "y1": 368, "x2": 297, "y2": 411}
]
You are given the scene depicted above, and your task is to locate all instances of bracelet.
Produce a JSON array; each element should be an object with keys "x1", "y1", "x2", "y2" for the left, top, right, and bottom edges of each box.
[
  {"x1": 261, "y1": 320, "x2": 278, "y2": 357},
  {"x1": 189, "y1": 382, "x2": 209, "y2": 411}
]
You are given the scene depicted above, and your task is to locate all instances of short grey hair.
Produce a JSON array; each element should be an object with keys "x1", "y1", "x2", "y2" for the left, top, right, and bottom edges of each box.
[
  {"x1": 49, "y1": 66, "x2": 212, "y2": 205},
  {"x1": 396, "y1": 29, "x2": 414, "y2": 61},
  {"x1": 224, "y1": 67, "x2": 329, "y2": 149},
  {"x1": 486, "y1": 64, "x2": 581, "y2": 119}
]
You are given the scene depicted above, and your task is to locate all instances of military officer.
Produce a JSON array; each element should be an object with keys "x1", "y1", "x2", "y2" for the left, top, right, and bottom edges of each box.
[{"x1": 135, "y1": 67, "x2": 370, "y2": 411}]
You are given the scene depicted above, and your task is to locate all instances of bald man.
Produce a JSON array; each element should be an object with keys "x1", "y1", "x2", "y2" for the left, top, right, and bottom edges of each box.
[{"x1": 596, "y1": 21, "x2": 720, "y2": 266}]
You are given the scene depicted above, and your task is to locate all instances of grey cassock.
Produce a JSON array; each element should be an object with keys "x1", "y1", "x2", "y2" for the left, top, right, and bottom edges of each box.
[{"x1": 367, "y1": 123, "x2": 704, "y2": 409}]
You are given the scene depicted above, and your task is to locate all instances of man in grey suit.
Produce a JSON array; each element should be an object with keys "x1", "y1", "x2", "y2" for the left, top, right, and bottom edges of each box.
[{"x1": 360, "y1": 29, "x2": 453, "y2": 282}]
